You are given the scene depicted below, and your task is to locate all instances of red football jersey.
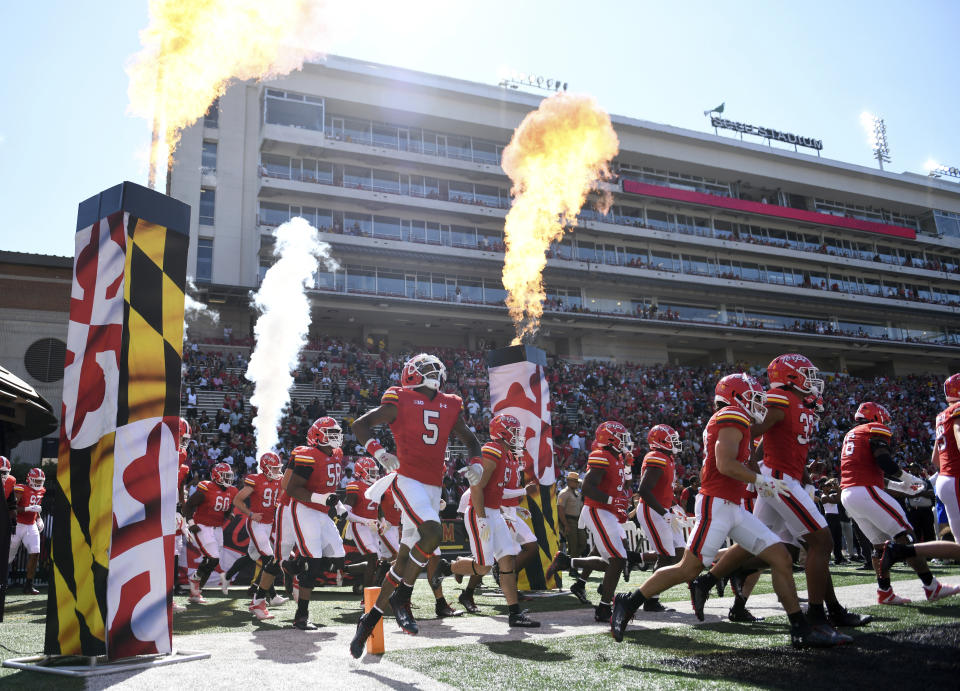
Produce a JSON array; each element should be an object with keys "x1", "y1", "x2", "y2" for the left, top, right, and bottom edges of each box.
[
  {"x1": 14, "y1": 484, "x2": 45, "y2": 525},
  {"x1": 583, "y1": 448, "x2": 626, "y2": 513},
  {"x1": 935, "y1": 402, "x2": 960, "y2": 477},
  {"x1": 840, "y1": 422, "x2": 892, "y2": 489},
  {"x1": 640, "y1": 450, "x2": 675, "y2": 508},
  {"x1": 346, "y1": 479, "x2": 379, "y2": 520},
  {"x1": 762, "y1": 387, "x2": 817, "y2": 481},
  {"x1": 243, "y1": 473, "x2": 281, "y2": 524},
  {"x1": 3, "y1": 475, "x2": 14, "y2": 501},
  {"x1": 500, "y1": 450, "x2": 526, "y2": 508},
  {"x1": 699, "y1": 406, "x2": 752, "y2": 503},
  {"x1": 381, "y1": 386, "x2": 463, "y2": 486},
  {"x1": 466, "y1": 440, "x2": 518, "y2": 510},
  {"x1": 291, "y1": 445, "x2": 340, "y2": 512},
  {"x1": 193, "y1": 481, "x2": 238, "y2": 526},
  {"x1": 381, "y1": 486, "x2": 402, "y2": 525}
]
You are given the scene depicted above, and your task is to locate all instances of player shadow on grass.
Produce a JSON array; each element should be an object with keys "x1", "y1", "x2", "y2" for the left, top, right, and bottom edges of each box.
[
  {"x1": 350, "y1": 668, "x2": 424, "y2": 690},
  {"x1": 248, "y1": 627, "x2": 337, "y2": 663},
  {"x1": 482, "y1": 639, "x2": 572, "y2": 662}
]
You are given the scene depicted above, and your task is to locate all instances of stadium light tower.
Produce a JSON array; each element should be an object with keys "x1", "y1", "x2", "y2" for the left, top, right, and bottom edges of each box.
[
  {"x1": 925, "y1": 159, "x2": 960, "y2": 180},
  {"x1": 860, "y1": 112, "x2": 891, "y2": 171}
]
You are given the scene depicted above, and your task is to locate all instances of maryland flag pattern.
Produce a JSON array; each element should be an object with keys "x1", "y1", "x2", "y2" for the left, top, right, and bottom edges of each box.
[{"x1": 46, "y1": 183, "x2": 189, "y2": 660}]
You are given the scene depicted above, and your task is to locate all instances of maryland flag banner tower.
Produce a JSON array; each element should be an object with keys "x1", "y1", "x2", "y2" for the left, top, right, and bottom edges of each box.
[
  {"x1": 487, "y1": 345, "x2": 560, "y2": 590},
  {"x1": 44, "y1": 182, "x2": 189, "y2": 660}
]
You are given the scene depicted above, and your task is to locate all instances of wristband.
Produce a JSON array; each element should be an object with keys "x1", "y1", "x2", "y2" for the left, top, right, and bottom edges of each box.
[{"x1": 365, "y1": 439, "x2": 384, "y2": 456}]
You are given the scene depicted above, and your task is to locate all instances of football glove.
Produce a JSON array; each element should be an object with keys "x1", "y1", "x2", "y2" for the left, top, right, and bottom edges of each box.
[
  {"x1": 888, "y1": 472, "x2": 924, "y2": 496},
  {"x1": 373, "y1": 448, "x2": 400, "y2": 473},
  {"x1": 24, "y1": 505, "x2": 41, "y2": 513},
  {"x1": 36, "y1": 517, "x2": 44, "y2": 533},
  {"x1": 755, "y1": 475, "x2": 791, "y2": 499},
  {"x1": 515, "y1": 506, "x2": 532, "y2": 521},
  {"x1": 611, "y1": 496, "x2": 630, "y2": 513},
  {"x1": 477, "y1": 517, "x2": 490, "y2": 542},
  {"x1": 459, "y1": 463, "x2": 484, "y2": 486}
]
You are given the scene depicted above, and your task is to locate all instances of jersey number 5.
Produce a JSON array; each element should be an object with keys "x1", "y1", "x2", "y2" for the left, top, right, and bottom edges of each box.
[{"x1": 422, "y1": 410, "x2": 440, "y2": 445}]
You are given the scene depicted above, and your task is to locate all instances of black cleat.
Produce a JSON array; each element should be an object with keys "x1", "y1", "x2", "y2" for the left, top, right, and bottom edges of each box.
[
  {"x1": 643, "y1": 598, "x2": 672, "y2": 613},
  {"x1": 545, "y1": 551, "x2": 571, "y2": 583},
  {"x1": 594, "y1": 603, "x2": 612, "y2": 622},
  {"x1": 292, "y1": 614, "x2": 318, "y2": 631},
  {"x1": 791, "y1": 624, "x2": 847, "y2": 649},
  {"x1": 349, "y1": 614, "x2": 376, "y2": 658},
  {"x1": 688, "y1": 575, "x2": 712, "y2": 621},
  {"x1": 458, "y1": 591, "x2": 480, "y2": 614},
  {"x1": 828, "y1": 607, "x2": 873, "y2": 628},
  {"x1": 435, "y1": 599, "x2": 458, "y2": 617},
  {"x1": 569, "y1": 579, "x2": 590, "y2": 605},
  {"x1": 429, "y1": 559, "x2": 452, "y2": 591},
  {"x1": 728, "y1": 607, "x2": 763, "y2": 623},
  {"x1": 508, "y1": 610, "x2": 540, "y2": 628},
  {"x1": 610, "y1": 593, "x2": 637, "y2": 642},
  {"x1": 389, "y1": 591, "x2": 419, "y2": 635}
]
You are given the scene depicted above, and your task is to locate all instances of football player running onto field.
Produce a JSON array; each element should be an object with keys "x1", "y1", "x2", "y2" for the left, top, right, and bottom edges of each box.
[
  {"x1": 8, "y1": 467, "x2": 46, "y2": 594},
  {"x1": 839, "y1": 402, "x2": 960, "y2": 604},
  {"x1": 611, "y1": 373, "x2": 846, "y2": 649},
  {"x1": 344, "y1": 457, "x2": 383, "y2": 589},
  {"x1": 349, "y1": 353, "x2": 481, "y2": 658},
  {"x1": 182, "y1": 462, "x2": 238, "y2": 604},
  {"x1": 932, "y1": 373, "x2": 960, "y2": 542}
]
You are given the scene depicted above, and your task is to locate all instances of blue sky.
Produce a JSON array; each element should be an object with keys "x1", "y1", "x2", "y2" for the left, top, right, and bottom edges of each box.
[{"x1": 1, "y1": 0, "x2": 958, "y2": 257}]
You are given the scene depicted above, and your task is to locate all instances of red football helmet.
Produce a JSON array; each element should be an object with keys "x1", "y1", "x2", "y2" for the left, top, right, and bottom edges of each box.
[
  {"x1": 648, "y1": 424, "x2": 682, "y2": 454},
  {"x1": 715, "y1": 373, "x2": 768, "y2": 424},
  {"x1": 0, "y1": 456, "x2": 10, "y2": 478},
  {"x1": 595, "y1": 421, "x2": 633, "y2": 454},
  {"x1": 490, "y1": 413, "x2": 525, "y2": 457},
  {"x1": 400, "y1": 353, "x2": 446, "y2": 391},
  {"x1": 945, "y1": 373, "x2": 960, "y2": 403},
  {"x1": 27, "y1": 467, "x2": 45, "y2": 489},
  {"x1": 211, "y1": 462, "x2": 234, "y2": 487},
  {"x1": 768, "y1": 354, "x2": 823, "y2": 396},
  {"x1": 307, "y1": 417, "x2": 343, "y2": 449},
  {"x1": 354, "y1": 456, "x2": 379, "y2": 483},
  {"x1": 854, "y1": 401, "x2": 891, "y2": 425},
  {"x1": 179, "y1": 418, "x2": 191, "y2": 449},
  {"x1": 259, "y1": 452, "x2": 282, "y2": 480}
]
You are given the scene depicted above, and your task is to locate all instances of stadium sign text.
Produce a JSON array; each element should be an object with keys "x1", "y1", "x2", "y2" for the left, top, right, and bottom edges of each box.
[{"x1": 710, "y1": 116, "x2": 823, "y2": 151}]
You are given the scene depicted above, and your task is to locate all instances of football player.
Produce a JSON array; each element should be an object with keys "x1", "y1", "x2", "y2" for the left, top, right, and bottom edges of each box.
[
  {"x1": 350, "y1": 353, "x2": 481, "y2": 658},
  {"x1": 282, "y1": 417, "x2": 347, "y2": 630},
  {"x1": 840, "y1": 402, "x2": 959, "y2": 603},
  {"x1": 2, "y1": 456, "x2": 15, "y2": 516},
  {"x1": 182, "y1": 462, "x2": 238, "y2": 604},
  {"x1": 8, "y1": 467, "x2": 46, "y2": 594},
  {"x1": 636, "y1": 424, "x2": 687, "y2": 570},
  {"x1": 611, "y1": 373, "x2": 845, "y2": 649},
  {"x1": 234, "y1": 452, "x2": 288, "y2": 620},
  {"x1": 933, "y1": 373, "x2": 960, "y2": 542},
  {"x1": 344, "y1": 456, "x2": 382, "y2": 589},
  {"x1": 173, "y1": 418, "x2": 193, "y2": 600},
  {"x1": 689, "y1": 355, "x2": 868, "y2": 631},
  {"x1": 434, "y1": 414, "x2": 539, "y2": 627}
]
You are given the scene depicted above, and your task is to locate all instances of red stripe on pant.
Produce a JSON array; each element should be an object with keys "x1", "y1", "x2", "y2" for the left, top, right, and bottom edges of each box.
[
  {"x1": 780, "y1": 492, "x2": 821, "y2": 533},
  {"x1": 392, "y1": 477, "x2": 425, "y2": 527},
  {"x1": 589, "y1": 508, "x2": 623, "y2": 559},
  {"x1": 467, "y1": 507, "x2": 486, "y2": 565},
  {"x1": 866, "y1": 486, "x2": 912, "y2": 532},
  {"x1": 351, "y1": 522, "x2": 372, "y2": 554},
  {"x1": 247, "y1": 517, "x2": 267, "y2": 555},
  {"x1": 195, "y1": 526, "x2": 216, "y2": 558},
  {"x1": 290, "y1": 503, "x2": 314, "y2": 558},
  {"x1": 273, "y1": 505, "x2": 285, "y2": 557},
  {"x1": 643, "y1": 503, "x2": 669, "y2": 555},
  {"x1": 689, "y1": 497, "x2": 713, "y2": 560}
]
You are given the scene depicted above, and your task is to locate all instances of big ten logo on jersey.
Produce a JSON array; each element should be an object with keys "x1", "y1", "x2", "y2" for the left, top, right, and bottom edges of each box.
[
  {"x1": 422, "y1": 409, "x2": 440, "y2": 445},
  {"x1": 214, "y1": 494, "x2": 231, "y2": 512},
  {"x1": 797, "y1": 410, "x2": 816, "y2": 445}
]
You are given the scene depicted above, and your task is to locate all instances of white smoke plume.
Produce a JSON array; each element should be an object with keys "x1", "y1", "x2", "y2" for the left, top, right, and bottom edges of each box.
[
  {"x1": 245, "y1": 217, "x2": 339, "y2": 457},
  {"x1": 183, "y1": 277, "x2": 220, "y2": 335}
]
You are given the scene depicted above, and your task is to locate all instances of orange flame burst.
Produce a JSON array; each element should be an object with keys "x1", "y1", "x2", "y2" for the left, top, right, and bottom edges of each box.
[
  {"x1": 127, "y1": 0, "x2": 336, "y2": 187},
  {"x1": 501, "y1": 93, "x2": 619, "y2": 344}
]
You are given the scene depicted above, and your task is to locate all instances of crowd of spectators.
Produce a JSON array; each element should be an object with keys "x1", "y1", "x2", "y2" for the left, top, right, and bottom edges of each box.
[{"x1": 179, "y1": 337, "x2": 951, "y2": 515}]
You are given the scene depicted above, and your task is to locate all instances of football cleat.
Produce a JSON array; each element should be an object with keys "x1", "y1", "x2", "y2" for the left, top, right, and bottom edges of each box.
[
  {"x1": 188, "y1": 594, "x2": 208, "y2": 605},
  {"x1": 430, "y1": 559, "x2": 452, "y2": 591},
  {"x1": 643, "y1": 598, "x2": 672, "y2": 613},
  {"x1": 458, "y1": 591, "x2": 479, "y2": 614},
  {"x1": 610, "y1": 593, "x2": 637, "y2": 643},
  {"x1": 594, "y1": 603, "x2": 612, "y2": 623},
  {"x1": 688, "y1": 575, "x2": 712, "y2": 621},
  {"x1": 220, "y1": 576, "x2": 230, "y2": 596},
  {"x1": 293, "y1": 615, "x2": 318, "y2": 631},
  {"x1": 508, "y1": 610, "x2": 540, "y2": 628},
  {"x1": 545, "y1": 551, "x2": 572, "y2": 583},
  {"x1": 924, "y1": 581, "x2": 960, "y2": 601},
  {"x1": 569, "y1": 579, "x2": 590, "y2": 605},
  {"x1": 350, "y1": 614, "x2": 376, "y2": 658},
  {"x1": 172, "y1": 601, "x2": 187, "y2": 612},
  {"x1": 249, "y1": 600, "x2": 274, "y2": 620},
  {"x1": 389, "y1": 591, "x2": 419, "y2": 635},
  {"x1": 791, "y1": 624, "x2": 847, "y2": 649},
  {"x1": 188, "y1": 577, "x2": 202, "y2": 600},
  {"x1": 23, "y1": 583, "x2": 40, "y2": 595},
  {"x1": 268, "y1": 594, "x2": 289, "y2": 607},
  {"x1": 728, "y1": 606, "x2": 763, "y2": 622},
  {"x1": 827, "y1": 608, "x2": 873, "y2": 627},
  {"x1": 435, "y1": 600, "x2": 458, "y2": 617},
  {"x1": 877, "y1": 588, "x2": 911, "y2": 605}
]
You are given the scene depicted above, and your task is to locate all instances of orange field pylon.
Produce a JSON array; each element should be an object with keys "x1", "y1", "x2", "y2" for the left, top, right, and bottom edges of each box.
[{"x1": 364, "y1": 586, "x2": 385, "y2": 654}]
